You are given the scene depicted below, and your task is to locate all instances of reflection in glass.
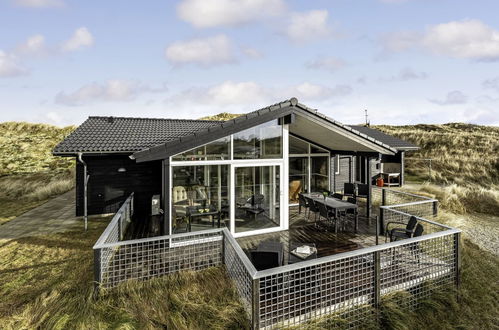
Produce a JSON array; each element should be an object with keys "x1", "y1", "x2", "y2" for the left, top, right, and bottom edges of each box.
[
  {"x1": 289, "y1": 135, "x2": 309, "y2": 154},
  {"x1": 235, "y1": 166, "x2": 280, "y2": 233},
  {"x1": 311, "y1": 156, "x2": 329, "y2": 192},
  {"x1": 171, "y1": 165, "x2": 229, "y2": 233},
  {"x1": 172, "y1": 137, "x2": 230, "y2": 161},
  {"x1": 289, "y1": 157, "x2": 308, "y2": 203},
  {"x1": 233, "y1": 120, "x2": 282, "y2": 159}
]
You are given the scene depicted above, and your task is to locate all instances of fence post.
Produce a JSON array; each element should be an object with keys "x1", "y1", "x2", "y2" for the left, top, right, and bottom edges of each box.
[
  {"x1": 432, "y1": 201, "x2": 438, "y2": 217},
  {"x1": 373, "y1": 250, "x2": 381, "y2": 313},
  {"x1": 379, "y1": 207, "x2": 385, "y2": 235},
  {"x1": 94, "y1": 248, "x2": 102, "y2": 290},
  {"x1": 381, "y1": 188, "x2": 386, "y2": 206},
  {"x1": 252, "y1": 278, "x2": 260, "y2": 330},
  {"x1": 454, "y1": 232, "x2": 461, "y2": 289},
  {"x1": 375, "y1": 216, "x2": 379, "y2": 245},
  {"x1": 118, "y1": 213, "x2": 122, "y2": 241}
]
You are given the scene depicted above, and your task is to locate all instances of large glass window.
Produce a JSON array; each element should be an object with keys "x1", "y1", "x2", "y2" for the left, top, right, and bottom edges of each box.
[
  {"x1": 311, "y1": 156, "x2": 329, "y2": 192},
  {"x1": 233, "y1": 120, "x2": 282, "y2": 159},
  {"x1": 235, "y1": 165, "x2": 280, "y2": 233},
  {"x1": 289, "y1": 157, "x2": 308, "y2": 203},
  {"x1": 289, "y1": 135, "x2": 309, "y2": 154},
  {"x1": 172, "y1": 137, "x2": 230, "y2": 161},
  {"x1": 171, "y1": 165, "x2": 229, "y2": 233}
]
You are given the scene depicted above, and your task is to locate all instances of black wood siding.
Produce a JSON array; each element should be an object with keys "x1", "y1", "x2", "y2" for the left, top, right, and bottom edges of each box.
[{"x1": 76, "y1": 155, "x2": 161, "y2": 217}]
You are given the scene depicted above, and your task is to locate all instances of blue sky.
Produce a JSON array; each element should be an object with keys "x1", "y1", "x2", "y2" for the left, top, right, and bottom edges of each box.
[{"x1": 1, "y1": 0, "x2": 499, "y2": 126}]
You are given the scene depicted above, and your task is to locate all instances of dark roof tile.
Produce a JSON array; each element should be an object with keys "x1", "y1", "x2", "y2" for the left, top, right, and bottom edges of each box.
[{"x1": 349, "y1": 125, "x2": 419, "y2": 150}]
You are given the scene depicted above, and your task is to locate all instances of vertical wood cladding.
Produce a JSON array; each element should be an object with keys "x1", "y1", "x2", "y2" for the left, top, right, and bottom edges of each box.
[
  {"x1": 75, "y1": 155, "x2": 161, "y2": 217},
  {"x1": 332, "y1": 155, "x2": 354, "y2": 192}
]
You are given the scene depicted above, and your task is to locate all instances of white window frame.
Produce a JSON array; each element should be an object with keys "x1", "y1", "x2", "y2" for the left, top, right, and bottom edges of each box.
[{"x1": 169, "y1": 121, "x2": 289, "y2": 238}]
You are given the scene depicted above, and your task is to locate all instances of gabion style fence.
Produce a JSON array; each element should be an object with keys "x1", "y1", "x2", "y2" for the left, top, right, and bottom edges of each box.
[{"x1": 93, "y1": 188, "x2": 461, "y2": 329}]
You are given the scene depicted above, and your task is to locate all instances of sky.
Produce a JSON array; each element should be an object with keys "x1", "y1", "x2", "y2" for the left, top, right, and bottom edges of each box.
[{"x1": 1, "y1": 0, "x2": 499, "y2": 126}]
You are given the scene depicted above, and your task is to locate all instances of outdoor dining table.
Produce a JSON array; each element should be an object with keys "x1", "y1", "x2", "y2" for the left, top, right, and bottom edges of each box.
[{"x1": 303, "y1": 193, "x2": 359, "y2": 233}]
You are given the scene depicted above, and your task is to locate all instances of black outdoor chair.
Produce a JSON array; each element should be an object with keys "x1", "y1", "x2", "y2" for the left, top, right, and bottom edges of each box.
[
  {"x1": 330, "y1": 192, "x2": 343, "y2": 200},
  {"x1": 250, "y1": 251, "x2": 280, "y2": 271},
  {"x1": 240, "y1": 193, "x2": 265, "y2": 219},
  {"x1": 337, "y1": 197, "x2": 357, "y2": 231},
  {"x1": 410, "y1": 224, "x2": 425, "y2": 264},
  {"x1": 298, "y1": 193, "x2": 309, "y2": 216},
  {"x1": 316, "y1": 200, "x2": 335, "y2": 230},
  {"x1": 304, "y1": 196, "x2": 319, "y2": 223},
  {"x1": 385, "y1": 216, "x2": 418, "y2": 242},
  {"x1": 344, "y1": 183, "x2": 356, "y2": 197},
  {"x1": 357, "y1": 184, "x2": 369, "y2": 198}
]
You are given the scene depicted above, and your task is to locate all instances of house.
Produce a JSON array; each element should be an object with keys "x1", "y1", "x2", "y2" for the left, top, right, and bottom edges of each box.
[
  {"x1": 54, "y1": 98, "x2": 460, "y2": 329},
  {"x1": 333, "y1": 125, "x2": 419, "y2": 190},
  {"x1": 53, "y1": 98, "x2": 418, "y2": 238}
]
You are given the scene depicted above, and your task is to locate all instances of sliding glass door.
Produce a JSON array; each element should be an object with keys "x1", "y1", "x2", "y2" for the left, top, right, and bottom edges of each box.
[{"x1": 233, "y1": 164, "x2": 282, "y2": 233}]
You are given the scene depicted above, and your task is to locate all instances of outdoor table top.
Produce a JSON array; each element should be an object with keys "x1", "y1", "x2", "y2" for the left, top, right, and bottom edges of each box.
[{"x1": 302, "y1": 193, "x2": 358, "y2": 210}]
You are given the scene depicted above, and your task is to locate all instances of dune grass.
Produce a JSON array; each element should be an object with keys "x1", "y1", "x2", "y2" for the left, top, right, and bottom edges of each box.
[
  {"x1": 375, "y1": 123, "x2": 499, "y2": 188},
  {"x1": 0, "y1": 121, "x2": 75, "y2": 176},
  {"x1": 0, "y1": 219, "x2": 248, "y2": 330}
]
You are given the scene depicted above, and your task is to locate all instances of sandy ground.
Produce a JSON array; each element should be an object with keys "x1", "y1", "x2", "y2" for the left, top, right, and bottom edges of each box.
[{"x1": 446, "y1": 212, "x2": 499, "y2": 256}]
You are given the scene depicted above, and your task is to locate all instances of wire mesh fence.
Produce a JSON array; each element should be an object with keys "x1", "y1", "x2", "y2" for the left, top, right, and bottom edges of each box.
[{"x1": 93, "y1": 187, "x2": 460, "y2": 329}]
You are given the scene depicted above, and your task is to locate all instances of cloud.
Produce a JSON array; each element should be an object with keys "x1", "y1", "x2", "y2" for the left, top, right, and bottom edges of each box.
[
  {"x1": 382, "y1": 67, "x2": 428, "y2": 81},
  {"x1": 384, "y1": 19, "x2": 499, "y2": 61},
  {"x1": 167, "y1": 80, "x2": 351, "y2": 109},
  {"x1": 55, "y1": 80, "x2": 167, "y2": 106},
  {"x1": 13, "y1": 0, "x2": 64, "y2": 8},
  {"x1": 0, "y1": 50, "x2": 29, "y2": 77},
  {"x1": 305, "y1": 56, "x2": 347, "y2": 72},
  {"x1": 285, "y1": 10, "x2": 333, "y2": 43},
  {"x1": 429, "y1": 90, "x2": 468, "y2": 105},
  {"x1": 176, "y1": 0, "x2": 285, "y2": 28},
  {"x1": 15, "y1": 34, "x2": 47, "y2": 56},
  {"x1": 61, "y1": 27, "x2": 94, "y2": 52},
  {"x1": 482, "y1": 77, "x2": 499, "y2": 93},
  {"x1": 165, "y1": 34, "x2": 235, "y2": 67}
]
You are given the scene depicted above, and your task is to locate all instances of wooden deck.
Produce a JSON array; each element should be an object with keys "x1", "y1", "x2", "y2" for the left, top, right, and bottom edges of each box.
[{"x1": 237, "y1": 206, "x2": 378, "y2": 265}]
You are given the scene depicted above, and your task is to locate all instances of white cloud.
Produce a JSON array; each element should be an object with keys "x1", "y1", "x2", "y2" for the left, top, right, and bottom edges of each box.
[
  {"x1": 13, "y1": 0, "x2": 64, "y2": 8},
  {"x1": 384, "y1": 19, "x2": 499, "y2": 61},
  {"x1": 167, "y1": 80, "x2": 351, "y2": 109},
  {"x1": 15, "y1": 34, "x2": 47, "y2": 55},
  {"x1": 429, "y1": 90, "x2": 468, "y2": 105},
  {"x1": 165, "y1": 35, "x2": 235, "y2": 67},
  {"x1": 0, "y1": 50, "x2": 29, "y2": 77},
  {"x1": 45, "y1": 111, "x2": 63, "y2": 124},
  {"x1": 382, "y1": 67, "x2": 428, "y2": 81},
  {"x1": 285, "y1": 10, "x2": 333, "y2": 43},
  {"x1": 176, "y1": 0, "x2": 285, "y2": 28},
  {"x1": 305, "y1": 56, "x2": 347, "y2": 72},
  {"x1": 61, "y1": 27, "x2": 94, "y2": 52},
  {"x1": 55, "y1": 80, "x2": 167, "y2": 106}
]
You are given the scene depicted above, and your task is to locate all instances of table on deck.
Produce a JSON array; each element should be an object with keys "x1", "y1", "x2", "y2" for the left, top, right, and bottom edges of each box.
[{"x1": 303, "y1": 193, "x2": 359, "y2": 233}]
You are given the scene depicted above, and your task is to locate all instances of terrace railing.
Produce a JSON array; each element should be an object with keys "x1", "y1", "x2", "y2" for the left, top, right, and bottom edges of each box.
[{"x1": 93, "y1": 188, "x2": 461, "y2": 329}]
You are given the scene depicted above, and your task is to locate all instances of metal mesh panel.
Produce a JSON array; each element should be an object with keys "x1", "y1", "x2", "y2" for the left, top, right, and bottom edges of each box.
[
  {"x1": 380, "y1": 234, "x2": 456, "y2": 307},
  {"x1": 99, "y1": 231, "x2": 223, "y2": 288},
  {"x1": 257, "y1": 255, "x2": 376, "y2": 329},
  {"x1": 382, "y1": 207, "x2": 443, "y2": 236},
  {"x1": 224, "y1": 235, "x2": 254, "y2": 319}
]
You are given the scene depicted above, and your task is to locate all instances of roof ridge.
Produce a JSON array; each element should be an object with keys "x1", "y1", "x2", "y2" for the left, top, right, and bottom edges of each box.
[{"x1": 87, "y1": 116, "x2": 222, "y2": 123}]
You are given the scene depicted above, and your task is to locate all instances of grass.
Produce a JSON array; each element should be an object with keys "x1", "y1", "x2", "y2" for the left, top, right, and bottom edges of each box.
[
  {"x1": 375, "y1": 123, "x2": 499, "y2": 188},
  {"x1": 0, "y1": 219, "x2": 248, "y2": 329},
  {"x1": 0, "y1": 121, "x2": 75, "y2": 176}
]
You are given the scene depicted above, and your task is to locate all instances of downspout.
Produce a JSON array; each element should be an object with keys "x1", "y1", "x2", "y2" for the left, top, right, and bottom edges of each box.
[{"x1": 77, "y1": 153, "x2": 89, "y2": 231}]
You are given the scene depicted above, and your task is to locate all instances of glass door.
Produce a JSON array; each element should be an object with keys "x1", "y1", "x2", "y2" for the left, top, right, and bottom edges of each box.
[{"x1": 233, "y1": 164, "x2": 282, "y2": 234}]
